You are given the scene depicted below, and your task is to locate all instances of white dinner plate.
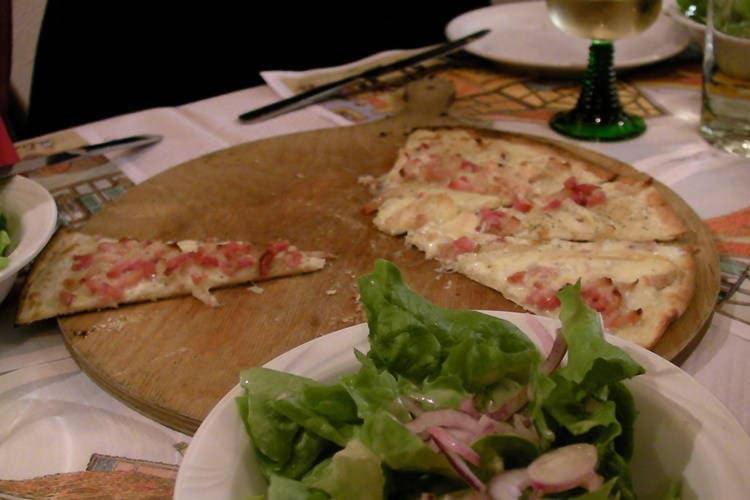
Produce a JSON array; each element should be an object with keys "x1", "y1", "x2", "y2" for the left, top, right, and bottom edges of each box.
[
  {"x1": 175, "y1": 311, "x2": 750, "y2": 499},
  {"x1": 445, "y1": 1, "x2": 691, "y2": 74}
]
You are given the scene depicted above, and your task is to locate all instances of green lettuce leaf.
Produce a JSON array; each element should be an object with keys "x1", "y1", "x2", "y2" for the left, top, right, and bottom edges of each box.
[
  {"x1": 264, "y1": 474, "x2": 329, "y2": 500},
  {"x1": 556, "y1": 283, "x2": 644, "y2": 392},
  {"x1": 358, "y1": 260, "x2": 540, "y2": 394},
  {"x1": 302, "y1": 440, "x2": 385, "y2": 500},
  {"x1": 340, "y1": 351, "x2": 410, "y2": 421}
]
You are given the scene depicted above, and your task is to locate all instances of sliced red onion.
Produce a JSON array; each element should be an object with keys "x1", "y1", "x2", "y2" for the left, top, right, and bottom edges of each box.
[
  {"x1": 525, "y1": 316, "x2": 554, "y2": 355},
  {"x1": 528, "y1": 444, "x2": 598, "y2": 494},
  {"x1": 540, "y1": 332, "x2": 567, "y2": 375},
  {"x1": 427, "y1": 426, "x2": 481, "y2": 466},
  {"x1": 447, "y1": 427, "x2": 477, "y2": 445},
  {"x1": 459, "y1": 397, "x2": 481, "y2": 418},
  {"x1": 489, "y1": 387, "x2": 529, "y2": 422},
  {"x1": 488, "y1": 469, "x2": 532, "y2": 500},
  {"x1": 431, "y1": 433, "x2": 486, "y2": 492},
  {"x1": 405, "y1": 409, "x2": 483, "y2": 436},
  {"x1": 477, "y1": 414, "x2": 516, "y2": 438}
]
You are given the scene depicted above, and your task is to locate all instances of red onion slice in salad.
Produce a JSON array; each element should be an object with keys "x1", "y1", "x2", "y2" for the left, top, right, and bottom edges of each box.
[
  {"x1": 430, "y1": 431, "x2": 486, "y2": 492},
  {"x1": 525, "y1": 316, "x2": 554, "y2": 355},
  {"x1": 527, "y1": 443, "x2": 599, "y2": 493},
  {"x1": 540, "y1": 332, "x2": 567, "y2": 376},
  {"x1": 427, "y1": 426, "x2": 481, "y2": 466},
  {"x1": 488, "y1": 469, "x2": 532, "y2": 500},
  {"x1": 405, "y1": 409, "x2": 483, "y2": 436}
]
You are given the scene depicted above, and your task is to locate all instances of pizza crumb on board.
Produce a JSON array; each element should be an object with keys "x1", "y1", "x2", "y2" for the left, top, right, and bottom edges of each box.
[{"x1": 247, "y1": 284, "x2": 264, "y2": 294}]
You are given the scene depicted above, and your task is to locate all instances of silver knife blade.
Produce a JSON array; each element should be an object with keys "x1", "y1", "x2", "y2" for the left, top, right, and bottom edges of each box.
[
  {"x1": 1, "y1": 134, "x2": 163, "y2": 179},
  {"x1": 238, "y1": 29, "x2": 490, "y2": 124}
]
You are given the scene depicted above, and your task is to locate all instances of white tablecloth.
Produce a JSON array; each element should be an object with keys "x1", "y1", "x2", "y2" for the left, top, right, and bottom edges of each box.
[{"x1": 1, "y1": 76, "x2": 749, "y2": 479}]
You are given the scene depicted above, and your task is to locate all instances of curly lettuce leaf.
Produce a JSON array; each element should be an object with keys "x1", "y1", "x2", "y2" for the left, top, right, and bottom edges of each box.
[
  {"x1": 262, "y1": 475, "x2": 329, "y2": 500},
  {"x1": 556, "y1": 283, "x2": 644, "y2": 391},
  {"x1": 358, "y1": 260, "x2": 540, "y2": 393}
]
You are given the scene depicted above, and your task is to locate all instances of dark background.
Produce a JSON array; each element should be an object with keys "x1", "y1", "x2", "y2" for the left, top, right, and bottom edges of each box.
[{"x1": 24, "y1": 1, "x2": 489, "y2": 138}]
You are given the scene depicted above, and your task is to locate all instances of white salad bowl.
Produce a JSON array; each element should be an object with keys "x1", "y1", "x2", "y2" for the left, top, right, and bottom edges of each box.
[
  {"x1": 174, "y1": 311, "x2": 750, "y2": 500},
  {"x1": 0, "y1": 176, "x2": 58, "y2": 304}
]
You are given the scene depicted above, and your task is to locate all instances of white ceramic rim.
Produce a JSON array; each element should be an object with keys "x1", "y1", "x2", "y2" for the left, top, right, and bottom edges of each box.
[
  {"x1": 175, "y1": 311, "x2": 750, "y2": 500},
  {"x1": 0, "y1": 176, "x2": 58, "y2": 280}
]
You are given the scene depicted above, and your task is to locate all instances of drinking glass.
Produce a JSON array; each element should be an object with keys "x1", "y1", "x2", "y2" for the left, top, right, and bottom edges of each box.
[
  {"x1": 700, "y1": 0, "x2": 750, "y2": 157},
  {"x1": 545, "y1": 0, "x2": 663, "y2": 141}
]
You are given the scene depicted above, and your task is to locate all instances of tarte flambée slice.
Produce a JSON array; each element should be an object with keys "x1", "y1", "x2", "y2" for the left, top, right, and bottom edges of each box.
[
  {"x1": 17, "y1": 231, "x2": 326, "y2": 324},
  {"x1": 454, "y1": 238, "x2": 695, "y2": 348}
]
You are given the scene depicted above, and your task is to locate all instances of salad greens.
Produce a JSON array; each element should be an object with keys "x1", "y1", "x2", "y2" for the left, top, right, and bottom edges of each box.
[
  {"x1": 0, "y1": 214, "x2": 10, "y2": 269},
  {"x1": 237, "y1": 260, "x2": 648, "y2": 499},
  {"x1": 678, "y1": 0, "x2": 750, "y2": 38}
]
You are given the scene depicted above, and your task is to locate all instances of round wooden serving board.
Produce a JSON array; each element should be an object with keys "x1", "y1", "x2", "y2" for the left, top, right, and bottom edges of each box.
[{"x1": 58, "y1": 80, "x2": 720, "y2": 434}]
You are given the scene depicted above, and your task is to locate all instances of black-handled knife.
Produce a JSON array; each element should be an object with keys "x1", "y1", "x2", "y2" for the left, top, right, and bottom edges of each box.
[
  {"x1": 1, "y1": 134, "x2": 163, "y2": 179},
  {"x1": 238, "y1": 29, "x2": 490, "y2": 124}
]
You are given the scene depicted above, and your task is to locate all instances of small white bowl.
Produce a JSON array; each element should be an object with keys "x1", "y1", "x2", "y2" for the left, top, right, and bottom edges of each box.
[{"x1": 0, "y1": 176, "x2": 58, "y2": 304}]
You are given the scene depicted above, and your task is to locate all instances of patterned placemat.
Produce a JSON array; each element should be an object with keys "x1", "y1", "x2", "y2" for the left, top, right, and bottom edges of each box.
[
  {"x1": 14, "y1": 132, "x2": 134, "y2": 228},
  {"x1": 274, "y1": 50, "x2": 703, "y2": 126}
]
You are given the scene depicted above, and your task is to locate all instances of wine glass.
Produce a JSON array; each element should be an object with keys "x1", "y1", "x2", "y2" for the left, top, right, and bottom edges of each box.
[{"x1": 545, "y1": 0, "x2": 662, "y2": 141}]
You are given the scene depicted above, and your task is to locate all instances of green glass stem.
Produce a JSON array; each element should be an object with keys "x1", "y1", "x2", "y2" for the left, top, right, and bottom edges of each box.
[{"x1": 550, "y1": 40, "x2": 645, "y2": 141}]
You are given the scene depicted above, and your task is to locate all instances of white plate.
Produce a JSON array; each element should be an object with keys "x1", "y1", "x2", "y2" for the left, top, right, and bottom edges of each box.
[
  {"x1": 175, "y1": 311, "x2": 750, "y2": 499},
  {"x1": 445, "y1": 2, "x2": 691, "y2": 74}
]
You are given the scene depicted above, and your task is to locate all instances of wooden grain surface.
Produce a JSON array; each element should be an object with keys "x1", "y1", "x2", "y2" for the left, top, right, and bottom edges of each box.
[{"x1": 57, "y1": 80, "x2": 720, "y2": 434}]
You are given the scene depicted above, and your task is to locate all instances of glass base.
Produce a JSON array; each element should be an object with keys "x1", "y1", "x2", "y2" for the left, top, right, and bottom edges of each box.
[
  {"x1": 550, "y1": 109, "x2": 646, "y2": 142},
  {"x1": 700, "y1": 124, "x2": 750, "y2": 158}
]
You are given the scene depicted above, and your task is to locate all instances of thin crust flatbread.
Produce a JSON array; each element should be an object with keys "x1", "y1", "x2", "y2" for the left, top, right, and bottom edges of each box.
[
  {"x1": 365, "y1": 127, "x2": 696, "y2": 349},
  {"x1": 17, "y1": 231, "x2": 326, "y2": 324}
]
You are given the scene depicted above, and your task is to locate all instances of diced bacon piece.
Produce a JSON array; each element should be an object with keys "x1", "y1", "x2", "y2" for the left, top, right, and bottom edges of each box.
[
  {"x1": 564, "y1": 176, "x2": 578, "y2": 190},
  {"x1": 452, "y1": 236, "x2": 477, "y2": 255},
  {"x1": 236, "y1": 255, "x2": 256, "y2": 268},
  {"x1": 447, "y1": 176, "x2": 475, "y2": 192},
  {"x1": 526, "y1": 289, "x2": 561, "y2": 311},
  {"x1": 59, "y1": 290, "x2": 74, "y2": 306},
  {"x1": 165, "y1": 252, "x2": 196, "y2": 275},
  {"x1": 544, "y1": 198, "x2": 562, "y2": 211},
  {"x1": 106, "y1": 259, "x2": 156, "y2": 279},
  {"x1": 571, "y1": 189, "x2": 589, "y2": 207},
  {"x1": 258, "y1": 241, "x2": 292, "y2": 277},
  {"x1": 72, "y1": 254, "x2": 94, "y2": 271},
  {"x1": 84, "y1": 278, "x2": 123, "y2": 301},
  {"x1": 191, "y1": 274, "x2": 206, "y2": 285},
  {"x1": 575, "y1": 183, "x2": 598, "y2": 195},
  {"x1": 285, "y1": 250, "x2": 303, "y2": 268},
  {"x1": 220, "y1": 241, "x2": 252, "y2": 259},
  {"x1": 604, "y1": 308, "x2": 643, "y2": 329},
  {"x1": 507, "y1": 271, "x2": 526, "y2": 284},
  {"x1": 258, "y1": 251, "x2": 274, "y2": 278},
  {"x1": 416, "y1": 142, "x2": 430, "y2": 151},
  {"x1": 198, "y1": 255, "x2": 220, "y2": 268},
  {"x1": 581, "y1": 277, "x2": 621, "y2": 315},
  {"x1": 586, "y1": 189, "x2": 607, "y2": 206},
  {"x1": 512, "y1": 197, "x2": 532, "y2": 213},
  {"x1": 478, "y1": 208, "x2": 520, "y2": 235},
  {"x1": 460, "y1": 160, "x2": 481, "y2": 173}
]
